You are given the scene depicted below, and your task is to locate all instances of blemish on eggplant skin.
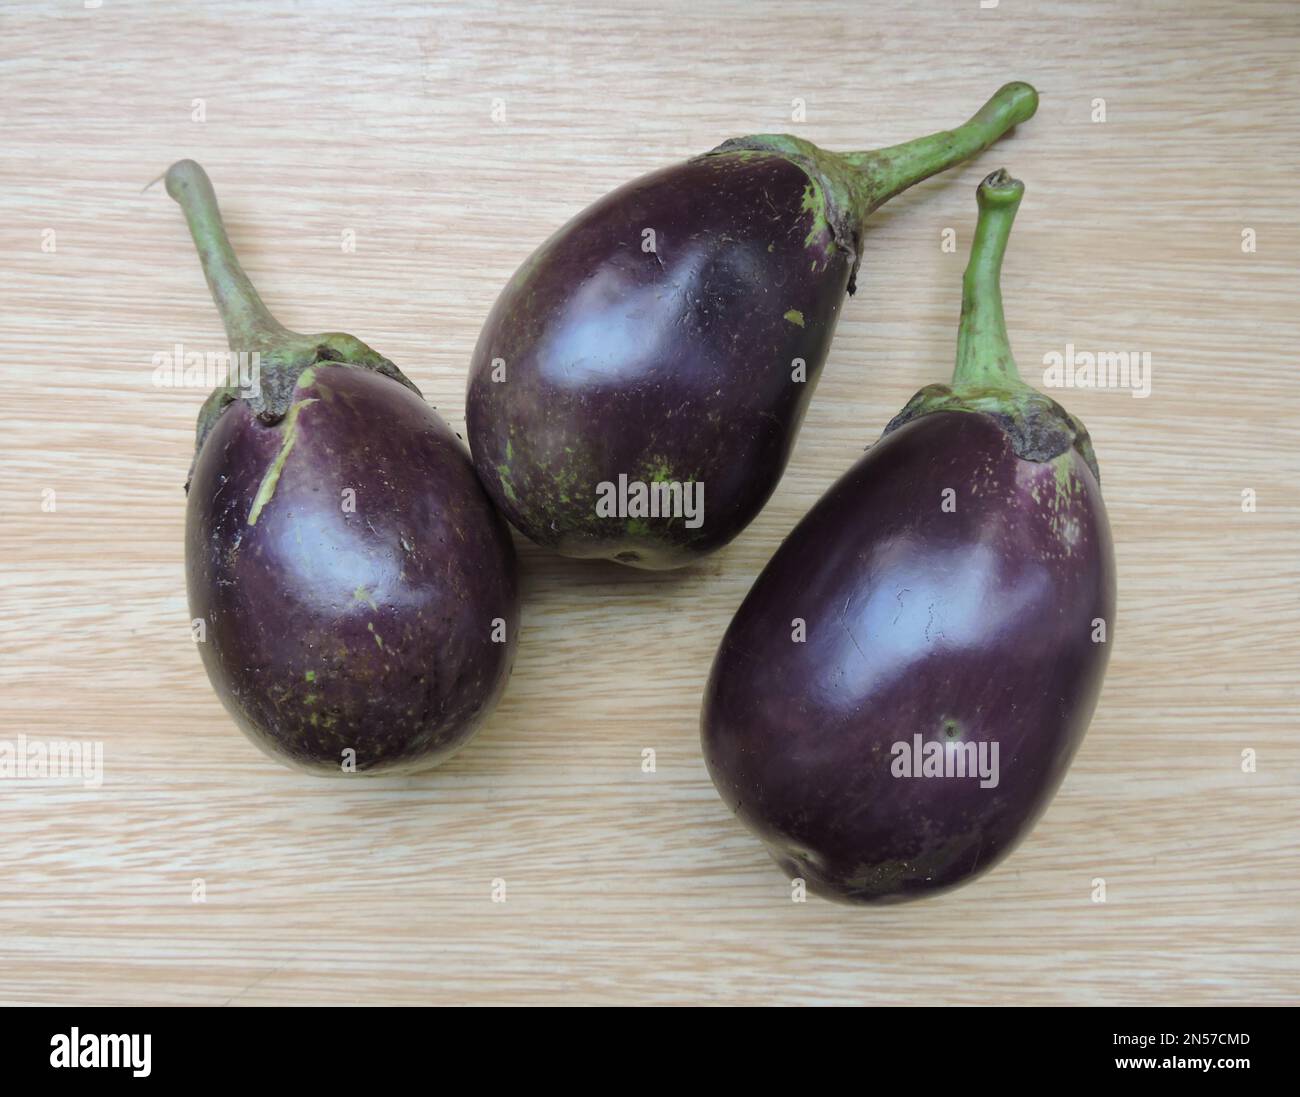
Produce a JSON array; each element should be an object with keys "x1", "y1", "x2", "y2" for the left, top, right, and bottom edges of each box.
[
  {"x1": 496, "y1": 465, "x2": 518, "y2": 503},
  {"x1": 783, "y1": 309, "x2": 805, "y2": 327},
  {"x1": 246, "y1": 397, "x2": 318, "y2": 526}
]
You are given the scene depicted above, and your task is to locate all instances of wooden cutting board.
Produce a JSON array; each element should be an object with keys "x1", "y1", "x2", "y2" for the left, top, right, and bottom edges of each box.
[{"x1": 1, "y1": 0, "x2": 1296, "y2": 1005}]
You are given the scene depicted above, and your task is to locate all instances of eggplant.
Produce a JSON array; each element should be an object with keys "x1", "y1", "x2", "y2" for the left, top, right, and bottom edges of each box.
[
  {"x1": 467, "y1": 83, "x2": 1038, "y2": 569},
  {"x1": 167, "y1": 161, "x2": 518, "y2": 774},
  {"x1": 700, "y1": 170, "x2": 1115, "y2": 903}
]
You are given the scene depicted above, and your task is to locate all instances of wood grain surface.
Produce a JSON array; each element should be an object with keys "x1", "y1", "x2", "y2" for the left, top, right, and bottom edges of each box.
[{"x1": 1, "y1": 0, "x2": 1297, "y2": 1006}]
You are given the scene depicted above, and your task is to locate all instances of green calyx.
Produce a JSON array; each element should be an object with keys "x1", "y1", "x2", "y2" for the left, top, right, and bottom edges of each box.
[
  {"x1": 163, "y1": 160, "x2": 421, "y2": 474},
  {"x1": 708, "y1": 82, "x2": 1038, "y2": 293},
  {"x1": 884, "y1": 169, "x2": 1099, "y2": 483}
]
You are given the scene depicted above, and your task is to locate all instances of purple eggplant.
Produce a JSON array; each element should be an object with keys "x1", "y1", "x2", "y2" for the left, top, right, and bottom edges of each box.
[
  {"x1": 167, "y1": 161, "x2": 518, "y2": 774},
  {"x1": 467, "y1": 83, "x2": 1038, "y2": 569},
  {"x1": 701, "y1": 170, "x2": 1115, "y2": 903}
]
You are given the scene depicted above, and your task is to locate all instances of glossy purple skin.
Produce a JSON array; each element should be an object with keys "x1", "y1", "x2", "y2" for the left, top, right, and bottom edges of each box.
[
  {"x1": 467, "y1": 151, "x2": 851, "y2": 569},
  {"x1": 701, "y1": 412, "x2": 1115, "y2": 903},
  {"x1": 188, "y1": 364, "x2": 519, "y2": 773}
]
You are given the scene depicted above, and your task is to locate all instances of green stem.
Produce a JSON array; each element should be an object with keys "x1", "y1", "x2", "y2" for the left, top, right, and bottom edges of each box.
[
  {"x1": 953, "y1": 169, "x2": 1025, "y2": 389},
  {"x1": 844, "y1": 82, "x2": 1038, "y2": 213},
  {"x1": 164, "y1": 160, "x2": 296, "y2": 354}
]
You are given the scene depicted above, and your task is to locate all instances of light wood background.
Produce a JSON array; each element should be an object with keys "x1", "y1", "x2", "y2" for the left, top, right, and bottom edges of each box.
[{"x1": 1, "y1": 0, "x2": 1296, "y2": 1006}]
